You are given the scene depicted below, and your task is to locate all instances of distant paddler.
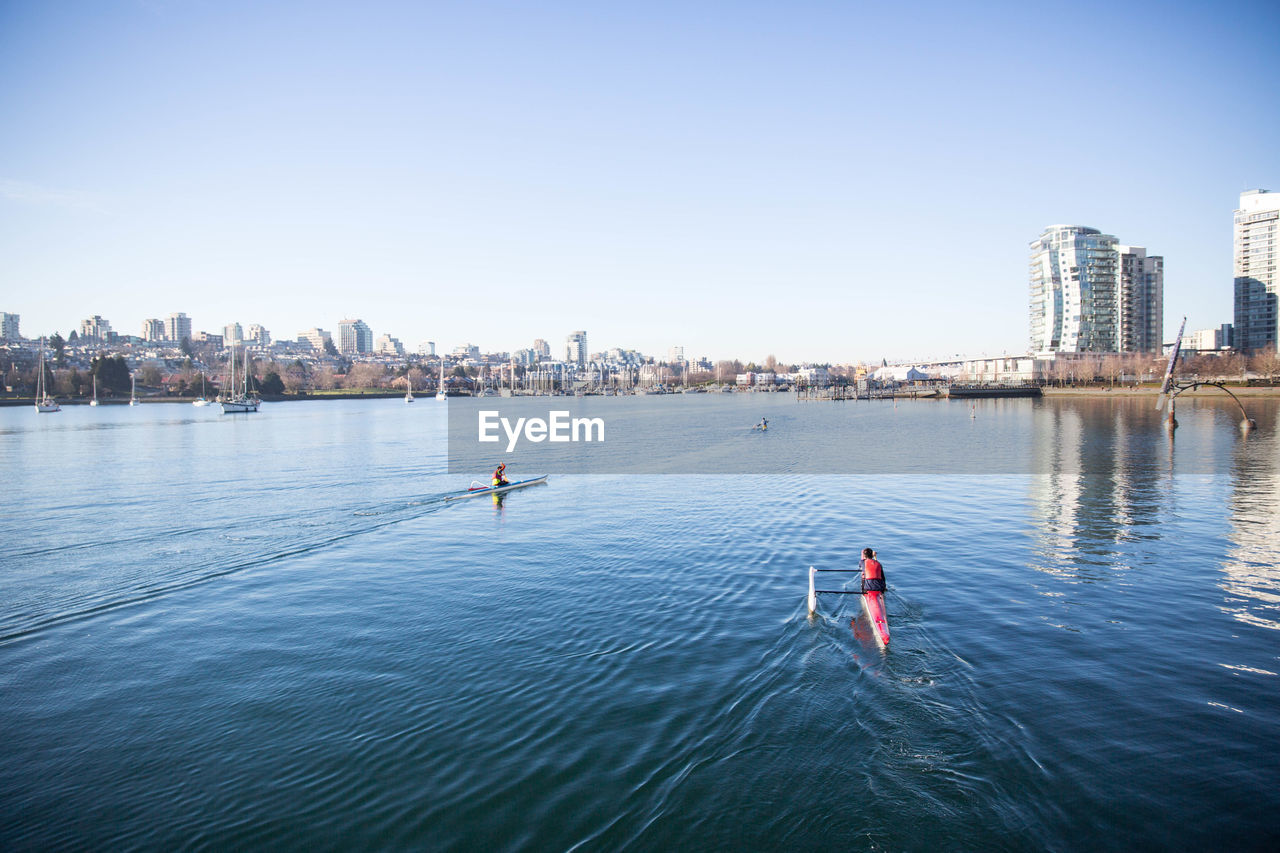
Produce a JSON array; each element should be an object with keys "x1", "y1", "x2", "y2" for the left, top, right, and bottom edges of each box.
[
  {"x1": 492, "y1": 463, "x2": 509, "y2": 488},
  {"x1": 755, "y1": 417, "x2": 768, "y2": 431}
]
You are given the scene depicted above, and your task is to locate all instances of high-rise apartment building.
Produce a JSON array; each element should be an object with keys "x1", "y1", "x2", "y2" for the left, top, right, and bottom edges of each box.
[
  {"x1": 1030, "y1": 226, "x2": 1119, "y2": 353},
  {"x1": 224, "y1": 323, "x2": 244, "y2": 344},
  {"x1": 533, "y1": 338, "x2": 550, "y2": 361},
  {"x1": 1030, "y1": 226, "x2": 1163, "y2": 355},
  {"x1": 1234, "y1": 189, "x2": 1279, "y2": 353},
  {"x1": 566, "y1": 331, "x2": 587, "y2": 367},
  {"x1": 338, "y1": 319, "x2": 373, "y2": 355},
  {"x1": 142, "y1": 318, "x2": 165, "y2": 342},
  {"x1": 166, "y1": 312, "x2": 192, "y2": 344},
  {"x1": 247, "y1": 324, "x2": 270, "y2": 346},
  {"x1": 1117, "y1": 245, "x2": 1163, "y2": 353},
  {"x1": 1, "y1": 312, "x2": 19, "y2": 340},
  {"x1": 79, "y1": 315, "x2": 113, "y2": 342}
]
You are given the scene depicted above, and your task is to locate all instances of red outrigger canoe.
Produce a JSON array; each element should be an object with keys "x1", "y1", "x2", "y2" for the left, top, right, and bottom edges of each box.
[{"x1": 861, "y1": 588, "x2": 890, "y2": 647}]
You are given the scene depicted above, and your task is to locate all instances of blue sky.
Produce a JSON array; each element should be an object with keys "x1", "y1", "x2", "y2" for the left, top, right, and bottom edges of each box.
[{"x1": 2, "y1": 0, "x2": 1277, "y2": 363}]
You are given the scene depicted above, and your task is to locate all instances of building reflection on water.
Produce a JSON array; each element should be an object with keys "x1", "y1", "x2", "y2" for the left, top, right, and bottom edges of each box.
[
  {"x1": 1027, "y1": 396, "x2": 1280, "y2": 629},
  {"x1": 1028, "y1": 398, "x2": 1177, "y2": 580},
  {"x1": 1225, "y1": 401, "x2": 1280, "y2": 630}
]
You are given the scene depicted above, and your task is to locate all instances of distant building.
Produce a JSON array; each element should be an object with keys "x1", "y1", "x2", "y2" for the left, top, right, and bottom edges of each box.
[
  {"x1": 452, "y1": 343, "x2": 481, "y2": 360},
  {"x1": 338, "y1": 319, "x2": 373, "y2": 355},
  {"x1": 1117, "y1": 245, "x2": 1163, "y2": 353},
  {"x1": 668, "y1": 345, "x2": 685, "y2": 364},
  {"x1": 166, "y1": 312, "x2": 192, "y2": 345},
  {"x1": 1030, "y1": 226, "x2": 1164, "y2": 355},
  {"x1": 0, "y1": 312, "x2": 18, "y2": 340},
  {"x1": 533, "y1": 338, "x2": 551, "y2": 360},
  {"x1": 194, "y1": 331, "x2": 224, "y2": 349},
  {"x1": 418, "y1": 340, "x2": 436, "y2": 356},
  {"x1": 1187, "y1": 324, "x2": 1234, "y2": 352},
  {"x1": 247, "y1": 324, "x2": 270, "y2": 346},
  {"x1": 375, "y1": 334, "x2": 405, "y2": 357},
  {"x1": 79, "y1": 315, "x2": 112, "y2": 342},
  {"x1": 566, "y1": 331, "x2": 587, "y2": 368},
  {"x1": 298, "y1": 328, "x2": 333, "y2": 352},
  {"x1": 142, "y1": 318, "x2": 165, "y2": 342},
  {"x1": 1030, "y1": 226, "x2": 1119, "y2": 353},
  {"x1": 224, "y1": 323, "x2": 244, "y2": 344},
  {"x1": 1234, "y1": 189, "x2": 1280, "y2": 353}
]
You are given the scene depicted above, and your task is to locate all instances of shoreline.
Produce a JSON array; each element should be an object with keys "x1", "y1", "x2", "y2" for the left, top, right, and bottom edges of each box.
[
  {"x1": 1040, "y1": 384, "x2": 1280, "y2": 397},
  {"x1": 5, "y1": 384, "x2": 1280, "y2": 406}
]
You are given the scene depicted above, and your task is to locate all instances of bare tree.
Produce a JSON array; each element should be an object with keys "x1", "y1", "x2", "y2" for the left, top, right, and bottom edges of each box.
[
  {"x1": 344, "y1": 363, "x2": 388, "y2": 389},
  {"x1": 312, "y1": 367, "x2": 338, "y2": 391},
  {"x1": 1101, "y1": 355, "x2": 1123, "y2": 388},
  {"x1": 1249, "y1": 349, "x2": 1280, "y2": 382}
]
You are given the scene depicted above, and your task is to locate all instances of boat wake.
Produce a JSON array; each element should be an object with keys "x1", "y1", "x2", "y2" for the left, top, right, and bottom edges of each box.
[{"x1": 0, "y1": 490, "x2": 460, "y2": 646}]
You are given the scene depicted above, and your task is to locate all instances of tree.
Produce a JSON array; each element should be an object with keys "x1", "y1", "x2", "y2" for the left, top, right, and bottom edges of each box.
[
  {"x1": 1250, "y1": 349, "x2": 1280, "y2": 381},
  {"x1": 49, "y1": 334, "x2": 66, "y2": 366},
  {"x1": 180, "y1": 337, "x2": 194, "y2": 358},
  {"x1": 1101, "y1": 355, "x2": 1122, "y2": 388},
  {"x1": 344, "y1": 362, "x2": 388, "y2": 389},
  {"x1": 323, "y1": 337, "x2": 338, "y2": 357},
  {"x1": 93, "y1": 356, "x2": 132, "y2": 394},
  {"x1": 312, "y1": 367, "x2": 337, "y2": 390},
  {"x1": 259, "y1": 371, "x2": 285, "y2": 395},
  {"x1": 137, "y1": 364, "x2": 163, "y2": 387}
]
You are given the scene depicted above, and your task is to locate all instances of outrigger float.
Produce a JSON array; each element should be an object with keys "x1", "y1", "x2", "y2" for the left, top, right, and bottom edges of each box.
[
  {"x1": 444, "y1": 475, "x2": 549, "y2": 501},
  {"x1": 807, "y1": 566, "x2": 890, "y2": 647}
]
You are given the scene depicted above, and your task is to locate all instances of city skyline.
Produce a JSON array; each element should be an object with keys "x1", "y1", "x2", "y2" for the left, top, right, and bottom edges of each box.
[{"x1": 3, "y1": 1, "x2": 1278, "y2": 363}]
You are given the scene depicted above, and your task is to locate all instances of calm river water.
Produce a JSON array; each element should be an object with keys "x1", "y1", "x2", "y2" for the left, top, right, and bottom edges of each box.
[{"x1": 2, "y1": 394, "x2": 1278, "y2": 850}]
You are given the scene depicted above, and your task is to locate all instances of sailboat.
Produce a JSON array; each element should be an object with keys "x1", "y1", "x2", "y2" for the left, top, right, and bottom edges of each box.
[
  {"x1": 192, "y1": 373, "x2": 209, "y2": 406},
  {"x1": 34, "y1": 338, "x2": 60, "y2": 413},
  {"x1": 90, "y1": 374, "x2": 99, "y2": 406},
  {"x1": 476, "y1": 364, "x2": 495, "y2": 397},
  {"x1": 129, "y1": 373, "x2": 140, "y2": 406},
  {"x1": 436, "y1": 357, "x2": 447, "y2": 400},
  {"x1": 220, "y1": 346, "x2": 260, "y2": 413},
  {"x1": 405, "y1": 368, "x2": 415, "y2": 403}
]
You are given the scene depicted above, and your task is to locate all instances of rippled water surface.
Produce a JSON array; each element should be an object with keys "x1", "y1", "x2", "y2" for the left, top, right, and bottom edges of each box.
[{"x1": 2, "y1": 396, "x2": 1278, "y2": 850}]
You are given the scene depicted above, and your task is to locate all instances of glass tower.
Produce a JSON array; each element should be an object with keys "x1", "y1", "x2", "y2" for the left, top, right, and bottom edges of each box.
[
  {"x1": 1234, "y1": 189, "x2": 1279, "y2": 354},
  {"x1": 1029, "y1": 226, "x2": 1119, "y2": 353}
]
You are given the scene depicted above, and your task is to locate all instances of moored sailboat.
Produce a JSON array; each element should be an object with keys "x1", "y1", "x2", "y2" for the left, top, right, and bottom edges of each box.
[
  {"x1": 219, "y1": 346, "x2": 260, "y2": 413},
  {"x1": 193, "y1": 373, "x2": 209, "y2": 406},
  {"x1": 34, "y1": 338, "x2": 60, "y2": 413}
]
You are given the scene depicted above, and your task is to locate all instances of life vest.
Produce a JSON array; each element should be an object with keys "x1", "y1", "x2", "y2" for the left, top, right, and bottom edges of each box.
[
  {"x1": 862, "y1": 558, "x2": 886, "y2": 592},
  {"x1": 492, "y1": 468, "x2": 507, "y2": 487}
]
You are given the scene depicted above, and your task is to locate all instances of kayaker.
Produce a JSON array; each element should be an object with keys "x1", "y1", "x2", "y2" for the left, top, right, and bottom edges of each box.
[
  {"x1": 492, "y1": 463, "x2": 509, "y2": 487},
  {"x1": 860, "y1": 548, "x2": 886, "y2": 593},
  {"x1": 759, "y1": 417, "x2": 768, "y2": 430}
]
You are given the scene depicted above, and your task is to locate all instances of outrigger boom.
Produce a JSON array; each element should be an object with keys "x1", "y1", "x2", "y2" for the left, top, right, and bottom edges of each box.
[{"x1": 807, "y1": 567, "x2": 867, "y2": 614}]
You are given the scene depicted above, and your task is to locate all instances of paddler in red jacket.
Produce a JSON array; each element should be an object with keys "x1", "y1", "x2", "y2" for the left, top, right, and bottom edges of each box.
[
  {"x1": 492, "y1": 463, "x2": 509, "y2": 488},
  {"x1": 861, "y1": 548, "x2": 886, "y2": 593}
]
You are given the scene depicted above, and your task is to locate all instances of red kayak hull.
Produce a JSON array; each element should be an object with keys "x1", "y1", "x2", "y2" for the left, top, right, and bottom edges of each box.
[{"x1": 862, "y1": 590, "x2": 890, "y2": 647}]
